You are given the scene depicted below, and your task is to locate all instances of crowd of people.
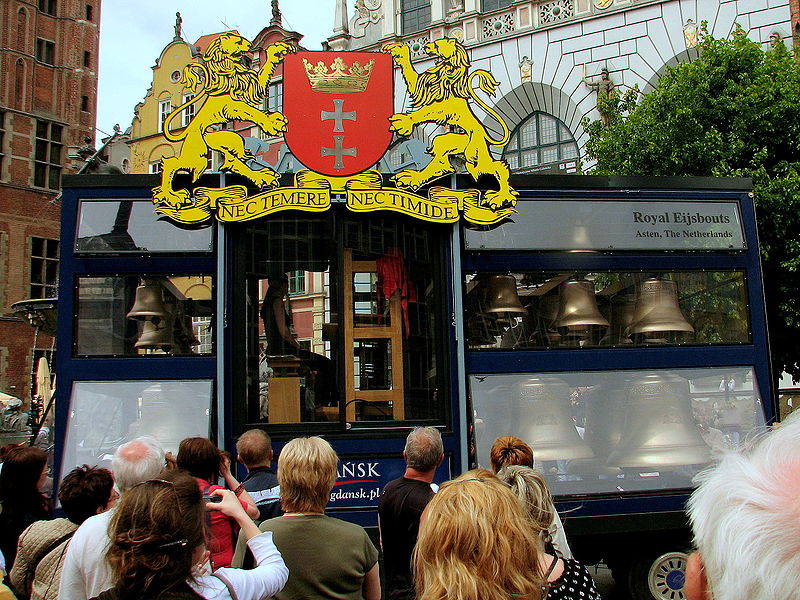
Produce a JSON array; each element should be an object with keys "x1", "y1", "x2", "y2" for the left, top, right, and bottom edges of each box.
[{"x1": 0, "y1": 412, "x2": 797, "y2": 600}]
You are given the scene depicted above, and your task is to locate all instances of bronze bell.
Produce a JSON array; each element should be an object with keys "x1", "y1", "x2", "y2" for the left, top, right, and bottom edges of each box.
[
  {"x1": 554, "y1": 280, "x2": 610, "y2": 335},
  {"x1": 627, "y1": 279, "x2": 694, "y2": 340},
  {"x1": 126, "y1": 279, "x2": 170, "y2": 321},
  {"x1": 605, "y1": 293, "x2": 636, "y2": 345},
  {"x1": 607, "y1": 372, "x2": 712, "y2": 469},
  {"x1": 482, "y1": 275, "x2": 527, "y2": 315},
  {"x1": 514, "y1": 376, "x2": 595, "y2": 461},
  {"x1": 135, "y1": 317, "x2": 175, "y2": 351},
  {"x1": 583, "y1": 381, "x2": 627, "y2": 460}
]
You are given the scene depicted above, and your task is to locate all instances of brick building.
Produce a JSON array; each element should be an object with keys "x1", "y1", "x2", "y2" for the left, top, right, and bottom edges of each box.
[{"x1": 0, "y1": 0, "x2": 100, "y2": 405}]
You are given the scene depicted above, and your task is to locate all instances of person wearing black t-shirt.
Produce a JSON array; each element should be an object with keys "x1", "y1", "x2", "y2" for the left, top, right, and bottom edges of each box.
[{"x1": 378, "y1": 427, "x2": 443, "y2": 600}]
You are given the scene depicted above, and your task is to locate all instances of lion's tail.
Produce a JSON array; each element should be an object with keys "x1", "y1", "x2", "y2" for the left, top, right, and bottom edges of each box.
[
  {"x1": 470, "y1": 70, "x2": 510, "y2": 147},
  {"x1": 162, "y1": 91, "x2": 205, "y2": 142}
]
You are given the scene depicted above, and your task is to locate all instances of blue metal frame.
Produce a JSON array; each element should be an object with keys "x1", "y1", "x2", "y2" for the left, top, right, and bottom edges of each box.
[
  {"x1": 55, "y1": 177, "x2": 464, "y2": 530},
  {"x1": 55, "y1": 176, "x2": 774, "y2": 531},
  {"x1": 459, "y1": 183, "x2": 775, "y2": 525}
]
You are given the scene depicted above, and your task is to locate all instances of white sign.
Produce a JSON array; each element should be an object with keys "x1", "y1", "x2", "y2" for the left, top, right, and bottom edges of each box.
[{"x1": 464, "y1": 200, "x2": 746, "y2": 251}]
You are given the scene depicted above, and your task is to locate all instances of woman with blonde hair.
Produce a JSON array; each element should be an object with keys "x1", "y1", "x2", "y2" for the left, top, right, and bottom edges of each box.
[
  {"x1": 414, "y1": 469, "x2": 548, "y2": 600},
  {"x1": 497, "y1": 465, "x2": 600, "y2": 600},
  {"x1": 234, "y1": 436, "x2": 380, "y2": 600},
  {"x1": 490, "y1": 437, "x2": 573, "y2": 559}
]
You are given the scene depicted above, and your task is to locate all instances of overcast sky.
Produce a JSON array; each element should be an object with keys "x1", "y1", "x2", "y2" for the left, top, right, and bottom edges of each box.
[{"x1": 96, "y1": 1, "x2": 336, "y2": 140}]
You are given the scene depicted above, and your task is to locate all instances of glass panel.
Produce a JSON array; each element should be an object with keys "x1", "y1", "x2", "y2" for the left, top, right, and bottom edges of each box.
[
  {"x1": 464, "y1": 271, "x2": 751, "y2": 350},
  {"x1": 354, "y1": 339, "x2": 392, "y2": 390},
  {"x1": 75, "y1": 274, "x2": 214, "y2": 356},
  {"x1": 246, "y1": 213, "x2": 446, "y2": 425},
  {"x1": 60, "y1": 380, "x2": 212, "y2": 481},
  {"x1": 48, "y1": 164, "x2": 60, "y2": 189},
  {"x1": 506, "y1": 154, "x2": 519, "y2": 170},
  {"x1": 35, "y1": 140, "x2": 48, "y2": 161},
  {"x1": 75, "y1": 200, "x2": 213, "y2": 253},
  {"x1": 519, "y1": 119, "x2": 537, "y2": 148},
  {"x1": 561, "y1": 142, "x2": 579, "y2": 160},
  {"x1": 470, "y1": 367, "x2": 766, "y2": 496},
  {"x1": 520, "y1": 149, "x2": 537, "y2": 167},
  {"x1": 463, "y1": 199, "x2": 747, "y2": 251},
  {"x1": 540, "y1": 146, "x2": 558, "y2": 164},
  {"x1": 539, "y1": 114, "x2": 558, "y2": 145}
]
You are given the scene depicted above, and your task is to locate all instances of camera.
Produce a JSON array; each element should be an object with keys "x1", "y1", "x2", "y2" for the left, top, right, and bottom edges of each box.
[{"x1": 202, "y1": 493, "x2": 223, "y2": 503}]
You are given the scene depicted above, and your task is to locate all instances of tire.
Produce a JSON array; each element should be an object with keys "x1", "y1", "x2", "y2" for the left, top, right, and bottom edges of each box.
[{"x1": 628, "y1": 550, "x2": 688, "y2": 600}]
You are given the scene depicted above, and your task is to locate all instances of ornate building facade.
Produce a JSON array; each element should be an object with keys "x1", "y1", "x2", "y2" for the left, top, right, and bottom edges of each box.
[
  {"x1": 323, "y1": 0, "x2": 795, "y2": 174},
  {"x1": 0, "y1": 0, "x2": 100, "y2": 405}
]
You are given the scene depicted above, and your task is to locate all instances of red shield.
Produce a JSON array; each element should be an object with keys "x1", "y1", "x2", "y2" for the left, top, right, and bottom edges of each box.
[{"x1": 283, "y1": 51, "x2": 393, "y2": 177}]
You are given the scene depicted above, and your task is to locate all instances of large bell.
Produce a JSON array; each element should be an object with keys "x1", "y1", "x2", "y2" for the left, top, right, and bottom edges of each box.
[
  {"x1": 554, "y1": 280, "x2": 609, "y2": 336},
  {"x1": 627, "y1": 279, "x2": 694, "y2": 340},
  {"x1": 126, "y1": 279, "x2": 170, "y2": 321},
  {"x1": 607, "y1": 372, "x2": 712, "y2": 469},
  {"x1": 605, "y1": 293, "x2": 636, "y2": 345},
  {"x1": 135, "y1": 317, "x2": 175, "y2": 351},
  {"x1": 514, "y1": 376, "x2": 595, "y2": 461},
  {"x1": 482, "y1": 275, "x2": 527, "y2": 315}
]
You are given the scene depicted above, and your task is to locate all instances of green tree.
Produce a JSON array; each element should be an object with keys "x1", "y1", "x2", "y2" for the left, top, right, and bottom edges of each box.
[{"x1": 583, "y1": 26, "x2": 800, "y2": 388}]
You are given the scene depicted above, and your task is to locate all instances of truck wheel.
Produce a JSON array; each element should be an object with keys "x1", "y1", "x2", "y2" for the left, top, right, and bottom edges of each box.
[{"x1": 628, "y1": 551, "x2": 688, "y2": 600}]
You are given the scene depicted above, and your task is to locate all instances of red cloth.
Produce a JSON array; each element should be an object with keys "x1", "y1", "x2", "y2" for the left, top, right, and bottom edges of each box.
[
  {"x1": 376, "y1": 247, "x2": 416, "y2": 337},
  {"x1": 195, "y1": 478, "x2": 248, "y2": 569}
]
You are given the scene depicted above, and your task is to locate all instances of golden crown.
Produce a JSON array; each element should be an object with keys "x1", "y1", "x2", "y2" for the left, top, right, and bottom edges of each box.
[{"x1": 303, "y1": 57, "x2": 375, "y2": 93}]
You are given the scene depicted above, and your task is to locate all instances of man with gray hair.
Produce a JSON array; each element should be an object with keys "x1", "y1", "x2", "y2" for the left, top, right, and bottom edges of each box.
[
  {"x1": 59, "y1": 436, "x2": 166, "y2": 599},
  {"x1": 684, "y1": 411, "x2": 800, "y2": 600},
  {"x1": 378, "y1": 427, "x2": 443, "y2": 600}
]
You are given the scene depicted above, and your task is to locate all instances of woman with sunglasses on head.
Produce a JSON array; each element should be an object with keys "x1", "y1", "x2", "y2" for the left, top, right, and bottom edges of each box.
[
  {"x1": 90, "y1": 470, "x2": 287, "y2": 600},
  {"x1": 497, "y1": 465, "x2": 600, "y2": 600},
  {"x1": 489, "y1": 436, "x2": 573, "y2": 559}
]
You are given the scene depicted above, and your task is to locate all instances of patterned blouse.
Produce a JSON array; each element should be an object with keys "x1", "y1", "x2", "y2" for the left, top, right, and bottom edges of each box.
[{"x1": 546, "y1": 558, "x2": 602, "y2": 600}]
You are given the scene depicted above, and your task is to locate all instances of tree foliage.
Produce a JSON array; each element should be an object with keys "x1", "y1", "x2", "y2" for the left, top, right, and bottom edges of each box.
[{"x1": 583, "y1": 26, "x2": 800, "y2": 386}]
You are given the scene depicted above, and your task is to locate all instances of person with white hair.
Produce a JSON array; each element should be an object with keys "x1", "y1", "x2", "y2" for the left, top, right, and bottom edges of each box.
[
  {"x1": 684, "y1": 411, "x2": 800, "y2": 600},
  {"x1": 59, "y1": 436, "x2": 166, "y2": 600}
]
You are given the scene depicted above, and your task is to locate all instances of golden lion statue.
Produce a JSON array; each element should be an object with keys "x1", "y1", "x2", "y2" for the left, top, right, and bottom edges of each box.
[
  {"x1": 153, "y1": 34, "x2": 293, "y2": 209},
  {"x1": 383, "y1": 38, "x2": 517, "y2": 209}
]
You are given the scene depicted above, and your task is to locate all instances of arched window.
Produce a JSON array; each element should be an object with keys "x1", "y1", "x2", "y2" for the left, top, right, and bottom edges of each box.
[
  {"x1": 17, "y1": 8, "x2": 27, "y2": 50},
  {"x1": 503, "y1": 112, "x2": 579, "y2": 173},
  {"x1": 15, "y1": 59, "x2": 26, "y2": 106}
]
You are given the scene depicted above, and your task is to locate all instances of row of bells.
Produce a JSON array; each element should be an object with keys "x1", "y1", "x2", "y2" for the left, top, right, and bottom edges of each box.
[
  {"x1": 493, "y1": 373, "x2": 712, "y2": 470},
  {"x1": 126, "y1": 279, "x2": 199, "y2": 352},
  {"x1": 468, "y1": 275, "x2": 694, "y2": 344}
]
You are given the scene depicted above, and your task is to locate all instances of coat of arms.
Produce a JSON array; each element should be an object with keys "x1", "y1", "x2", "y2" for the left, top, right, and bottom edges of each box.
[{"x1": 283, "y1": 52, "x2": 393, "y2": 176}]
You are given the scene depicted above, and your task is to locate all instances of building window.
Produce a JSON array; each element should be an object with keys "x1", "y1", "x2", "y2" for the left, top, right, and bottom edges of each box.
[
  {"x1": 482, "y1": 0, "x2": 512, "y2": 10},
  {"x1": 36, "y1": 39, "x2": 55, "y2": 65},
  {"x1": 33, "y1": 120, "x2": 63, "y2": 189},
  {"x1": 267, "y1": 82, "x2": 283, "y2": 113},
  {"x1": 401, "y1": 0, "x2": 431, "y2": 34},
  {"x1": 85, "y1": 4, "x2": 93, "y2": 20},
  {"x1": 83, "y1": 51, "x2": 91, "y2": 68},
  {"x1": 159, "y1": 99, "x2": 172, "y2": 131},
  {"x1": 30, "y1": 237, "x2": 59, "y2": 299},
  {"x1": 287, "y1": 270, "x2": 305, "y2": 295},
  {"x1": 81, "y1": 96, "x2": 89, "y2": 112},
  {"x1": 149, "y1": 161, "x2": 162, "y2": 174},
  {"x1": 503, "y1": 112, "x2": 580, "y2": 174},
  {"x1": 38, "y1": 0, "x2": 56, "y2": 15},
  {"x1": 182, "y1": 94, "x2": 195, "y2": 127}
]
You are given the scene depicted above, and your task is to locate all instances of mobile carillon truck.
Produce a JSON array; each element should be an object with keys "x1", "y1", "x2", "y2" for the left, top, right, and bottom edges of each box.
[{"x1": 56, "y1": 174, "x2": 775, "y2": 600}]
